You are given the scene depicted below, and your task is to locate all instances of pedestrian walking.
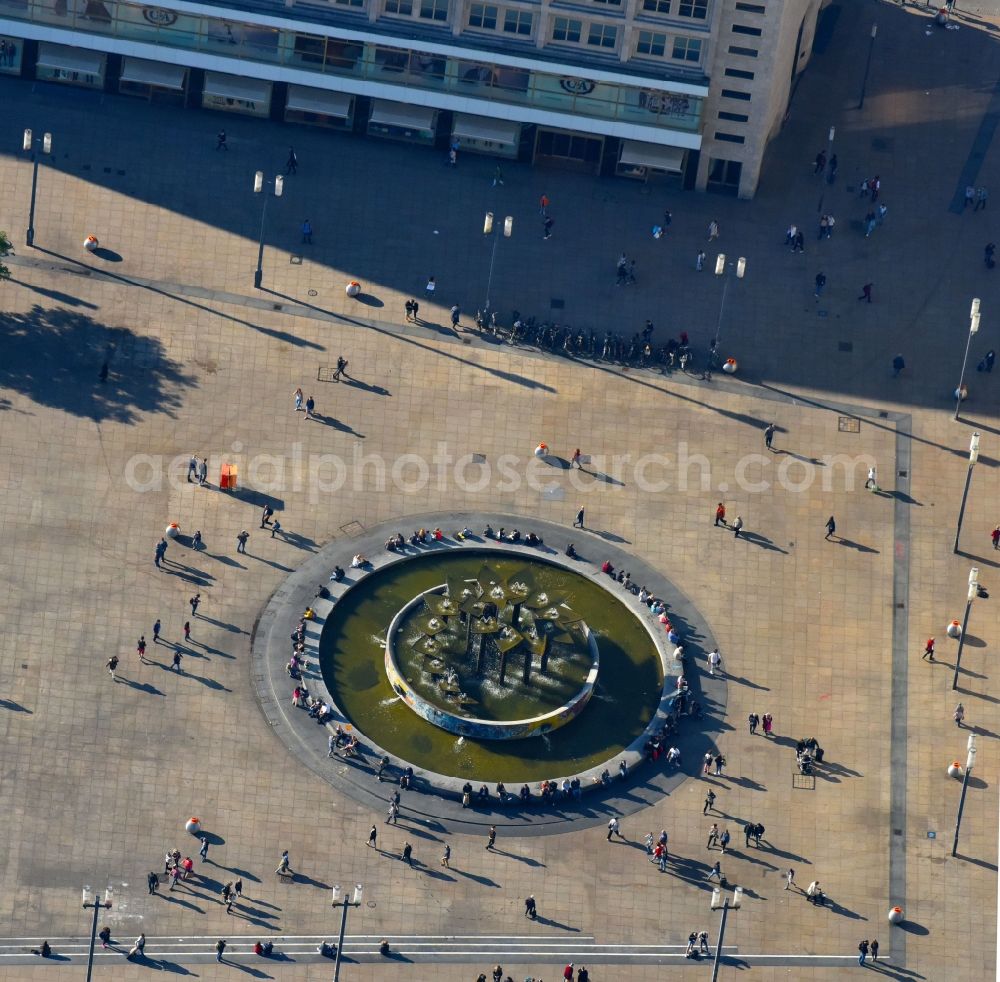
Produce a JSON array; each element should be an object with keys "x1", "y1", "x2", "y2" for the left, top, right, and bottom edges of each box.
[
  {"x1": 992, "y1": 526, "x2": 1000, "y2": 549},
  {"x1": 271, "y1": 520, "x2": 281, "y2": 538},
  {"x1": 410, "y1": 299, "x2": 420, "y2": 323},
  {"x1": 975, "y1": 187, "x2": 988, "y2": 211},
  {"x1": 137, "y1": 636, "x2": 147, "y2": 663},
  {"x1": 401, "y1": 842, "x2": 413, "y2": 866},
  {"x1": 234, "y1": 878, "x2": 242, "y2": 899},
  {"x1": 892, "y1": 354, "x2": 905, "y2": 377},
  {"x1": 183, "y1": 621, "x2": 191, "y2": 642},
  {"x1": 686, "y1": 932, "x2": 697, "y2": 957},
  {"x1": 828, "y1": 154, "x2": 838, "y2": 182},
  {"x1": 154, "y1": 539, "x2": 166, "y2": 568},
  {"x1": 813, "y1": 149, "x2": 826, "y2": 175},
  {"x1": 785, "y1": 868, "x2": 795, "y2": 890},
  {"x1": 858, "y1": 940, "x2": 869, "y2": 966},
  {"x1": 865, "y1": 466, "x2": 878, "y2": 491},
  {"x1": 128, "y1": 934, "x2": 146, "y2": 959},
  {"x1": 762, "y1": 713, "x2": 773, "y2": 736},
  {"x1": 404, "y1": 299, "x2": 415, "y2": 322},
  {"x1": 190, "y1": 594, "x2": 201, "y2": 617},
  {"x1": 715, "y1": 753, "x2": 727, "y2": 775},
  {"x1": 332, "y1": 356, "x2": 348, "y2": 381},
  {"x1": 719, "y1": 829, "x2": 731, "y2": 853},
  {"x1": 696, "y1": 250, "x2": 706, "y2": 271},
  {"x1": 487, "y1": 825, "x2": 497, "y2": 849},
  {"x1": 301, "y1": 219, "x2": 313, "y2": 244},
  {"x1": 368, "y1": 825, "x2": 377, "y2": 848},
  {"x1": 387, "y1": 800, "x2": 399, "y2": 824},
  {"x1": 543, "y1": 216, "x2": 554, "y2": 239},
  {"x1": 171, "y1": 650, "x2": 183, "y2": 672},
  {"x1": 708, "y1": 648, "x2": 722, "y2": 676},
  {"x1": 825, "y1": 516, "x2": 836, "y2": 540},
  {"x1": 275, "y1": 850, "x2": 291, "y2": 874},
  {"x1": 285, "y1": 147, "x2": 298, "y2": 175},
  {"x1": 870, "y1": 939, "x2": 879, "y2": 962},
  {"x1": 922, "y1": 637, "x2": 935, "y2": 661},
  {"x1": 571, "y1": 448, "x2": 583, "y2": 469},
  {"x1": 187, "y1": 454, "x2": 199, "y2": 483},
  {"x1": 707, "y1": 823, "x2": 720, "y2": 849},
  {"x1": 147, "y1": 871, "x2": 159, "y2": 894},
  {"x1": 539, "y1": 193, "x2": 549, "y2": 215},
  {"x1": 814, "y1": 271, "x2": 826, "y2": 298},
  {"x1": 858, "y1": 282, "x2": 873, "y2": 303},
  {"x1": 425, "y1": 275, "x2": 436, "y2": 297},
  {"x1": 744, "y1": 823, "x2": 753, "y2": 848},
  {"x1": 607, "y1": 817, "x2": 621, "y2": 840},
  {"x1": 986, "y1": 242, "x2": 996, "y2": 268},
  {"x1": 699, "y1": 932, "x2": 710, "y2": 955},
  {"x1": 304, "y1": 395, "x2": 315, "y2": 419},
  {"x1": 703, "y1": 751, "x2": 713, "y2": 774},
  {"x1": 764, "y1": 423, "x2": 775, "y2": 450},
  {"x1": 703, "y1": 790, "x2": 716, "y2": 814},
  {"x1": 199, "y1": 836, "x2": 209, "y2": 861},
  {"x1": 524, "y1": 895, "x2": 537, "y2": 918},
  {"x1": 216, "y1": 939, "x2": 226, "y2": 962},
  {"x1": 707, "y1": 861, "x2": 722, "y2": 881},
  {"x1": 450, "y1": 305, "x2": 461, "y2": 328},
  {"x1": 732, "y1": 516, "x2": 744, "y2": 538},
  {"x1": 99, "y1": 926, "x2": 111, "y2": 949},
  {"x1": 573, "y1": 507, "x2": 585, "y2": 529},
  {"x1": 293, "y1": 387, "x2": 303, "y2": 411},
  {"x1": 708, "y1": 220, "x2": 720, "y2": 240},
  {"x1": 492, "y1": 165, "x2": 504, "y2": 187},
  {"x1": 261, "y1": 503, "x2": 274, "y2": 528},
  {"x1": 106, "y1": 655, "x2": 119, "y2": 680},
  {"x1": 954, "y1": 703, "x2": 965, "y2": 727},
  {"x1": 216, "y1": 130, "x2": 227, "y2": 151},
  {"x1": 715, "y1": 502, "x2": 726, "y2": 527},
  {"x1": 236, "y1": 530, "x2": 250, "y2": 554},
  {"x1": 153, "y1": 619, "x2": 161, "y2": 643},
  {"x1": 441, "y1": 843, "x2": 451, "y2": 867},
  {"x1": 748, "y1": 712, "x2": 759, "y2": 735}
]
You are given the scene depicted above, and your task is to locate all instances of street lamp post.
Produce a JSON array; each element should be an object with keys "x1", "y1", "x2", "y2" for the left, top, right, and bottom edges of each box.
[
  {"x1": 253, "y1": 170, "x2": 284, "y2": 289},
  {"x1": 955, "y1": 299, "x2": 981, "y2": 419},
  {"x1": 953, "y1": 431, "x2": 980, "y2": 554},
  {"x1": 482, "y1": 212, "x2": 513, "y2": 314},
  {"x1": 858, "y1": 22, "x2": 878, "y2": 110},
  {"x1": 331, "y1": 882, "x2": 363, "y2": 982},
  {"x1": 952, "y1": 567, "x2": 980, "y2": 691},
  {"x1": 712, "y1": 254, "x2": 746, "y2": 370},
  {"x1": 82, "y1": 885, "x2": 112, "y2": 982},
  {"x1": 710, "y1": 885, "x2": 743, "y2": 982},
  {"x1": 952, "y1": 733, "x2": 978, "y2": 857},
  {"x1": 22, "y1": 128, "x2": 52, "y2": 248}
]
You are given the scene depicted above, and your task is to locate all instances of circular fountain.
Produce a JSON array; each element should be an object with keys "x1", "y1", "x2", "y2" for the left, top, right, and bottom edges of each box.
[{"x1": 384, "y1": 561, "x2": 600, "y2": 739}]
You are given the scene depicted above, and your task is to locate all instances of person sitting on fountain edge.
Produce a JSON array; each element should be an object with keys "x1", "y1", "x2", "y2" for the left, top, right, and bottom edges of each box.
[
  {"x1": 565, "y1": 543, "x2": 577, "y2": 558},
  {"x1": 330, "y1": 565, "x2": 345, "y2": 582}
]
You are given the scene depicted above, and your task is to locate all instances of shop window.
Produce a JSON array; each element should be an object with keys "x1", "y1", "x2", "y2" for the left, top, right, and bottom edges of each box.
[
  {"x1": 707, "y1": 157, "x2": 742, "y2": 194},
  {"x1": 469, "y1": 3, "x2": 498, "y2": 28},
  {"x1": 420, "y1": 0, "x2": 448, "y2": 20},
  {"x1": 588, "y1": 23, "x2": 618, "y2": 48},
  {"x1": 552, "y1": 17, "x2": 582, "y2": 42},
  {"x1": 503, "y1": 9, "x2": 533, "y2": 34},
  {"x1": 636, "y1": 30, "x2": 666, "y2": 57},
  {"x1": 671, "y1": 36, "x2": 701, "y2": 62},
  {"x1": 678, "y1": 0, "x2": 707, "y2": 17}
]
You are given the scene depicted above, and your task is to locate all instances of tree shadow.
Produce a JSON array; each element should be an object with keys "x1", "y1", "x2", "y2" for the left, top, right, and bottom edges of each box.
[{"x1": 0, "y1": 304, "x2": 195, "y2": 422}]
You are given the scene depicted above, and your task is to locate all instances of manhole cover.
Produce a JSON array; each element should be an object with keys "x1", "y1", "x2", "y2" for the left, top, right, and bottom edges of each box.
[
  {"x1": 838, "y1": 417, "x2": 861, "y2": 433},
  {"x1": 339, "y1": 521, "x2": 365, "y2": 537},
  {"x1": 792, "y1": 773, "x2": 815, "y2": 790},
  {"x1": 318, "y1": 367, "x2": 338, "y2": 382},
  {"x1": 308, "y1": 289, "x2": 318, "y2": 297},
  {"x1": 272, "y1": 304, "x2": 283, "y2": 311},
  {"x1": 290, "y1": 256, "x2": 302, "y2": 265},
  {"x1": 838, "y1": 341, "x2": 853, "y2": 352}
]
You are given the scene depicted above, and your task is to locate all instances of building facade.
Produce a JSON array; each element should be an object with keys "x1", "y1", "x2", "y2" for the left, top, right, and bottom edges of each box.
[{"x1": 0, "y1": 0, "x2": 824, "y2": 196}]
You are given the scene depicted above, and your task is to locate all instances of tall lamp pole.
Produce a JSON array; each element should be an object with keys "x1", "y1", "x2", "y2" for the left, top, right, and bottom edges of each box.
[
  {"x1": 858, "y1": 22, "x2": 878, "y2": 110},
  {"x1": 331, "y1": 882, "x2": 363, "y2": 982},
  {"x1": 710, "y1": 885, "x2": 743, "y2": 982},
  {"x1": 953, "y1": 430, "x2": 980, "y2": 554},
  {"x1": 482, "y1": 212, "x2": 513, "y2": 314},
  {"x1": 712, "y1": 254, "x2": 746, "y2": 369},
  {"x1": 253, "y1": 170, "x2": 284, "y2": 289},
  {"x1": 952, "y1": 733, "x2": 978, "y2": 857},
  {"x1": 82, "y1": 885, "x2": 112, "y2": 982},
  {"x1": 23, "y1": 128, "x2": 52, "y2": 248},
  {"x1": 955, "y1": 299, "x2": 981, "y2": 419},
  {"x1": 952, "y1": 566, "x2": 980, "y2": 691}
]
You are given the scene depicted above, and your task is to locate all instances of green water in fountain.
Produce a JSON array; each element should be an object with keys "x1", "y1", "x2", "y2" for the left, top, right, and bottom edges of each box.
[{"x1": 320, "y1": 551, "x2": 663, "y2": 782}]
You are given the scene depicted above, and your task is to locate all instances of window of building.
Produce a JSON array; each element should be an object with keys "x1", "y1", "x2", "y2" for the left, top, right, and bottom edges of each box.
[
  {"x1": 671, "y1": 36, "x2": 701, "y2": 61},
  {"x1": 735, "y1": 1, "x2": 765, "y2": 11},
  {"x1": 384, "y1": 0, "x2": 412, "y2": 14},
  {"x1": 636, "y1": 30, "x2": 666, "y2": 56},
  {"x1": 715, "y1": 131, "x2": 745, "y2": 143},
  {"x1": 503, "y1": 8, "x2": 533, "y2": 34},
  {"x1": 552, "y1": 16, "x2": 582, "y2": 41},
  {"x1": 720, "y1": 88, "x2": 751, "y2": 100},
  {"x1": 724, "y1": 67, "x2": 754, "y2": 79},
  {"x1": 732, "y1": 23, "x2": 762, "y2": 35},
  {"x1": 468, "y1": 2, "x2": 497, "y2": 27},
  {"x1": 718, "y1": 110, "x2": 748, "y2": 122},
  {"x1": 678, "y1": 0, "x2": 707, "y2": 18},
  {"x1": 420, "y1": 0, "x2": 448, "y2": 19},
  {"x1": 592, "y1": 0, "x2": 623, "y2": 6},
  {"x1": 587, "y1": 22, "x2": 618, "y2": 47},
  {"x1": 334, "y1": 0, "x2": 365, "y2": 8},
  {"x1": 641, "y1": 0, "x2": 671, "y2": 13},
  {"x1": 728, "y1": 44, "x2": 758, "y2": 57}
]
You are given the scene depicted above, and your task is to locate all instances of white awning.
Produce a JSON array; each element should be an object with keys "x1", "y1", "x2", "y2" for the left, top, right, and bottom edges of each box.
[
  {"x1": 452, "y1": 113, "x2": 520, "y2": 145},
  {"x1": 203, "y1": 72, "x2": 272, "y2": 104},
  {"x1": 120, "y1": 57, "x2": 186, "y2": 91},
  {"x1": 286, "y1": 84, "x2": 352, "y2": 119},
  {"x1": 619, "y1": 139, "x2": 685, "y2": 173},
  {"x1": 37, "y1": 43, "x2": 105, "y2": 76},
  {"x1": 369, "y1": 99, "x2": 436, "y2": 131}
]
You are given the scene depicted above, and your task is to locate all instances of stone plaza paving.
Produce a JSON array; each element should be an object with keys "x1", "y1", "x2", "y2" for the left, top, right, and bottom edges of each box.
[{"x1": 1, "y1": 2, "x2": 1000, "y2": 980}]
